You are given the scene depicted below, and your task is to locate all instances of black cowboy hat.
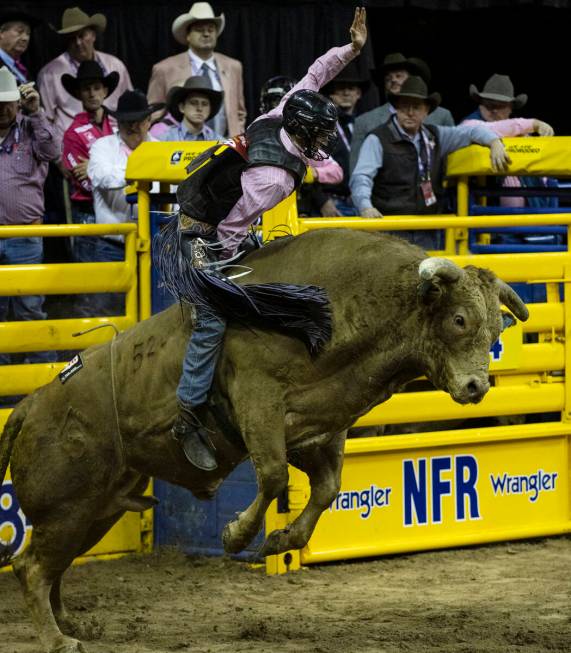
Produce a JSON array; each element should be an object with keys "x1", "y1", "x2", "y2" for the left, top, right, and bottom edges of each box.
[
  {"x1": 109, "y1": 90, "x2": 165, "y2": 122},
  {"x1": 166, "y1": 76, "x2": 223, "y2": 122},
  {"x1": 0, "y1": 6, "x2": 42, "y2": 29},
  {"x1": 61, "y1": 60, "x2": 119, "y2": 99},
  {"x1": 322, "y1": 61, "x2": 371, "y2": 95},
  {"x1": 469, "y1": 74, "x2": 527, "y2": 110},
  {"x1": 388, "y1": 75, "x2": 441, "y2": 112}
]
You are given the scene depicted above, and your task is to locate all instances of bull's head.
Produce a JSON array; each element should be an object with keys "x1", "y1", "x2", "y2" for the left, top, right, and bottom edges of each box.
[{"x1": 416, "y1": 257, "x2": 528, "y2": 404}]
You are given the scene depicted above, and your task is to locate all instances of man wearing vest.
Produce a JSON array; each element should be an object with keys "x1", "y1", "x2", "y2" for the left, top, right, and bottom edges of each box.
[
  {"x1": 162, "y1": 8, "x2": 367, "y2": 471},
  {"x1": 350, "y1": 75, "x2": 511, "y2": 250}
]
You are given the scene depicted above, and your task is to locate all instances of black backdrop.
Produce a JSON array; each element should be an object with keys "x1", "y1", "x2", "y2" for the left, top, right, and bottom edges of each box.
[{"x1": 16, "y1": 1, "x2": 571, "y2": 132}]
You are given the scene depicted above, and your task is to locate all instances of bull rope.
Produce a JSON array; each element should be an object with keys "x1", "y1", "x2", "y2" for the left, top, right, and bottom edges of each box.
[{"x1": 73, "y1": 324, "x2": 126, "y2": 476}]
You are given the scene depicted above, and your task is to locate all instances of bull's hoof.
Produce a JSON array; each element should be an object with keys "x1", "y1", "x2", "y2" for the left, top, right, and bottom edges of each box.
[
  {"x1": 259, "y1": 527, "x2": 294, "y2": 557},
  {"x1": 58, "y1": 615, "x2": 104, "y2": 641},
  {"x1": 50, "y1": 636, "x2": 87, "y2": 653},
  {"x1": 222, "y1": 519, "x2": 247, "y2": 554},
  {"x1": 0, "y1": 543, "x2": 13, "y2": 567}
]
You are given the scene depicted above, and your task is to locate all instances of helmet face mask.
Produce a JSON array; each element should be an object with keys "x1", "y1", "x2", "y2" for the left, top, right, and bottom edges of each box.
[{"x1": 283, "y1": 90, "x2": 339, "y2": 161}]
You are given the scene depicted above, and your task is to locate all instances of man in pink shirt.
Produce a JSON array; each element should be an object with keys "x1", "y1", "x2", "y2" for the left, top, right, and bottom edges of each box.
[
  {"x1": 61, "y1": 60, "x2": 119, "y2": 314},
  {"x1": 37, "y1": 7, "x2": 132, "y2": 148},
  {"x1": 161, "y1": 7, "x2": 368, "y2": 471}
]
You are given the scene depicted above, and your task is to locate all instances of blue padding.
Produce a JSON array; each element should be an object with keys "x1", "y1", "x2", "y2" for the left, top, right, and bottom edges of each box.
[
  {"x1": 470, "y1": 206, "x2": 571, "y2": 215},
  {"x1": 153, "y1": 462, "x2": 263, "y2": 560},
  {"x1": 470, "y1": 226, "x2": 567, "y2": 234},
  {"x1": 469, "y1": 244, "x2": 567, "y2": 253}
]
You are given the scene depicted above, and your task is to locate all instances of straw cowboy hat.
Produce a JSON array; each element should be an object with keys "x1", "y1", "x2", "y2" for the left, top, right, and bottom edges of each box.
[
  {"x1": 61, "y1": 60, "x2": 119, "y2": 99},
  {"x1": 172, "y1": 2, "x2": 225, "y2": 46},
  {"x1": 55, "y1": 7, "x2": 107, "y2": 35},
  {"x1": 167, "y1": 76, "x2": 223, "y2": 122},
  {"x1": 469, "y1": 74, "x2": 527, "y2": 109},
  {"x1": 0, "y1": 66, "x2": 20, "y2": 101},
  {"x1": 388, "y1": 75, "x2": 441, "y2": 112},
  {"x1": 109, "y1": 90, "x2": 165, "y2": 122}
]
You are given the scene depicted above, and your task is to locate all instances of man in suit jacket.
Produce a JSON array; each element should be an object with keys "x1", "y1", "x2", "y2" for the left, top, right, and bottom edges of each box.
[
  {"x1": 350, "y1": 53, "x2": 454, "y2": 172},
  {"x1": 147, "y1": 2, "x2": 246, "y2": 137}
]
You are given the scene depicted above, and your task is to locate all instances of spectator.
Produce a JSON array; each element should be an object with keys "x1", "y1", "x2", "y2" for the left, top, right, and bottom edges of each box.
[
  {"x1": 37, "y1": 7, "x2": 132, "y2": 147},
  {"x1": 258, "y1": 76, "x2": 296, "y2": 115},
  {"x1": 350, "y1": 53, "x2": 454, "y2": 172},
  {"x1": 161, "y1": 76, "x2": 223, "y2": 142},
  {"x1": 349, "y1": 75, "x2": 510, "y2": 250},
  {"x1": 147, "y1": 2, "x2": 246, "y2": 137},
  {"x1": 0, "y1": 67, "x2": 59, "y2": 364},
  {"x1": 463, "y1": 73, "x2": 556, "y2": 211},
  {"x1": 61, "y1": 60, "x2": 119, "y2": 314},
  {"x1": 87, "y1": 90, "x2": 163, "y2": 315},
  {"x1": 312, "y1": 63, "x2": 370, "y2": 216},
  {"x1": 0, "y1": 6, "x2": 40, "y2": 84}
]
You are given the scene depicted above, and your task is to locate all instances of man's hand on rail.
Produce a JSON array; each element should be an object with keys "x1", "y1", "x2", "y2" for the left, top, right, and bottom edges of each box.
[
  {"x1": 362, "y1": 207, "x2": 383, "y2": 218},
  {"x1": 489, "y1": 139, "x2": 511, "y2": 173},
  {"x1": 533, "y1": 120, "x2": 554, "y2": 137}
]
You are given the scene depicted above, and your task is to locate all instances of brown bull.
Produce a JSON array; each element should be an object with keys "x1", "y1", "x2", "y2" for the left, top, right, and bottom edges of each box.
[{"x1": 0, "y1": 229, "x2": 528, "y2": 653}]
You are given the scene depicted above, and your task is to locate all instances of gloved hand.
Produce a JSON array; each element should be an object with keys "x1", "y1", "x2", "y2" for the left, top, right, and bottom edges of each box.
[
  {"x1": 533, "y1": 120, "x2": 554, "y2": 137},
  {"x1": 180, "y1": 234, "x2": 219, "y2": 269},
  {"x1": 489, "y1": 139, "x2": 511, "y2": 173}
]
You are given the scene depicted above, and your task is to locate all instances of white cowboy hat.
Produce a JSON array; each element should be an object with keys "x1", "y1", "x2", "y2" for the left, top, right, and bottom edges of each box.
[
  {"x1": 0, "y1": 67, "x2": 20, "y2": 102},
  {"x1": 172, "y1": 2, "x2": 225, "y2": 46}
]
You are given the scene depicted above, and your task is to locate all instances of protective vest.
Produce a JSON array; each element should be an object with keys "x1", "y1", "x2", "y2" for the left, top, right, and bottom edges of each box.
[
  {"x1": 177, "y1": 118, "x2": 307, "y2": 227},
  {"x1": 370, "y1": 120, "x2": 444, "y2": 215}
]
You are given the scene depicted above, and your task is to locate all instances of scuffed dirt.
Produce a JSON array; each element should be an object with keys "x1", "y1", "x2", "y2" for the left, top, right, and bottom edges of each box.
[{"x1": 1, "y1": 537, "x2": 570, "y2": 653}]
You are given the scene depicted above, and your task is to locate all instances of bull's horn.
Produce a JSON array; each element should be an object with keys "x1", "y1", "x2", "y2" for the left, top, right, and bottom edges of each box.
[
  {"x1": 496, "y1": 280, "x2": 529, "y2": 322},
  {"x1": 419, "y1": 257, "x2": 464, "y2": 283}
]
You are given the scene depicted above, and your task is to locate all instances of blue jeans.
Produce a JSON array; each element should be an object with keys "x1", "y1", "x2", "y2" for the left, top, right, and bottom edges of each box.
[
  {"x1": 0, "y1": 236, "x2": 56, "y2": 364},
  {"x1": 71, "y1": 206, "x2": 98, "y2": 316},
  {"x1": 177, "y1": 306, "x2": 227, "y2": 409},
  {"x1": 91, "y1": 236, "x2": 126, "y2": 316},
  {"x1": 389, "y1": 229, "x2": 444, "y2": 251}
]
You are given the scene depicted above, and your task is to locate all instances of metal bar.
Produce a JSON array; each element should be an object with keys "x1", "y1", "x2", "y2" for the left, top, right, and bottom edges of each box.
[
  {"x1": 0, "y1": 263, "x2": 134, "y2": 295},
  {"x1": 449, "y1": 253, "x2": 569, "y2": 282},
  {"x1": 0, "y1": 363, "x2": 64, "y2": 394},
  {"x1": 137, "y1": 182, "x2": 152, "y2": 321},
  {"x1": 0, "y1": 317, "x2": 134, "y2": 353},
  {"x1": 354, "y1": 383, "x2": 564, "y2": 426},
  {"x1": 299, "y1": 215, "x2": 571, "y2": 230},
  {"x1": 524, "y1": 303, "x2": 563, "y2": 332},
  {"x1": 0, "y1": 223, "x2": 135, "y2": 238}
]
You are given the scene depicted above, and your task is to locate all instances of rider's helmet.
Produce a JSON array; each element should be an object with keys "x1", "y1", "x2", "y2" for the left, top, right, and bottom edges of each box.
[
  {"x1": 259, "y1": 76, "x2": 297, "y2": 114},
  {"x1": 282, "y1": 89, "x2": 338, "y2": 161}
]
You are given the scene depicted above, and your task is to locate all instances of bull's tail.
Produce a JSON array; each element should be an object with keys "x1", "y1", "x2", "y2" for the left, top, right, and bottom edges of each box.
[{"x1": 0, "y1": 399, "x2": 29, "y2": 568}]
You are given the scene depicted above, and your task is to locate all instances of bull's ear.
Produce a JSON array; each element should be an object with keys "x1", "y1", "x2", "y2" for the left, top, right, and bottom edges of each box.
[{"x1": 418, "y1": 258, "x2": 464, "y2": 305}]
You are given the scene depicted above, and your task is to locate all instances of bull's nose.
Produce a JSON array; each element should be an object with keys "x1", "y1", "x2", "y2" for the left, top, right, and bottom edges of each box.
[{"x1": 465, "y1": 377, "x2": 490, "y2": 403}]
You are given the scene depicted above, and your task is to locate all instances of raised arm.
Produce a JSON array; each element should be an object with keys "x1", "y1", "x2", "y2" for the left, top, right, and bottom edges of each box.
[{"x1": 262, "y1": 7, "x2": 368, "y2": 120}]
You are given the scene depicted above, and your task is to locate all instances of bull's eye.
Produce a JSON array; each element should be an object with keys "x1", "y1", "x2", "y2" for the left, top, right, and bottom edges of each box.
[{"x1": 454, "y1": 315, "x2": 465, "y2": 328}]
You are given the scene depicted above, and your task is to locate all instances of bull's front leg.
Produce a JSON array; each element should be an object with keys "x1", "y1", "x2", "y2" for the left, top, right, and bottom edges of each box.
[
  {"x1": 221, "y1": 389, "x2": 289, "y2": 554},
  {"x1": 260, "y1": 431, "x2": 346, "y2": 557}
]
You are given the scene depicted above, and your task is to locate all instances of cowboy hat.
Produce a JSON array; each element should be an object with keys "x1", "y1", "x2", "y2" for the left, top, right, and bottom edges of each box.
[
  {"x1": 388, "y1": 75, "x2": 441, "y2": 112},
  {"x1": 109, "y1": 90, "x2": 165, "y2": 122},
  {"x1": 172, "y1": 2, "x2": 225, "y2": 46},
  {"x1": 61, "y1": 60, "x2": 119, "y2": 99},
  {"x1": 167, "y1": 76, "x2": 223, "y2": 122},
  {"x1": 322, "y1": 61, "x2": 371, "y2": 95},
  {"x1": 0, "y1": 66, "x2": 20, "y2": 101},
  {"x1": 469, "y1": 74, "x2": 527, "y2": 109},
  {"x1": 55, "y1": 7, "x2": 107, "y2": 35},
  {"x1": 0, "y1": 6, "x2": 42, "y2": 29}
]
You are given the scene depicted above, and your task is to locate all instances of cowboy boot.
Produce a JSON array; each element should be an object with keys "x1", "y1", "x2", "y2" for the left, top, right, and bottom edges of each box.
[{"x1": 172, "y1": 405, "x2": 218, "y2": 471}]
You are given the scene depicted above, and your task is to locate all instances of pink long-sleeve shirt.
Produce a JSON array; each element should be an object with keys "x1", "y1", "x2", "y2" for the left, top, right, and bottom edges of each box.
[
  {"x1": 460, "y1": 118, "x2": 537, "y2": 208},
  {"x1": 217, "y1": 43, "x2": 357, "y2": 256}
]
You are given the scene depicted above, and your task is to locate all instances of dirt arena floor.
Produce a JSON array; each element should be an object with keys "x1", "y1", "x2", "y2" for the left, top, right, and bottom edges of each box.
[{"x1": 1, "y1": 537, "x2": 570, "y2": 653}]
